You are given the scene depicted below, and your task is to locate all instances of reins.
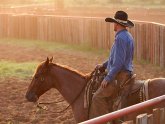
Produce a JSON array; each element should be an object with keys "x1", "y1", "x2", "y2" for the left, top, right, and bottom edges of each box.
[
  {"x1": 36, "y1": 69, "x2": 95, "y2": 114},
  {"x1": 37, "y1": 99, "x2": 70, "y2": 113}
]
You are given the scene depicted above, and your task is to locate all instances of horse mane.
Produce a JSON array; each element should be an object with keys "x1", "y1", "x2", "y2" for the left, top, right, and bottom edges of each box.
[
  {"x1": 51, "y1": 63, "x2": 88, "y2": 80},
  {"x1": 32, "y1": 62, "x2": 43, "y2": 77}
]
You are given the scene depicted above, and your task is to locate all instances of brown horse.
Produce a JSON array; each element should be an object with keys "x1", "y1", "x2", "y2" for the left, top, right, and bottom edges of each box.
[{"x1": 26, "y1": 58, "x2": 165, "y2": 123}]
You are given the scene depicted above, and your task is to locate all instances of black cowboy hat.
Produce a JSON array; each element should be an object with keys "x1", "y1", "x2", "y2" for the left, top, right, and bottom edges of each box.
[{"x1": 105, "y1": 11, "x2": 134, "y2": 28}]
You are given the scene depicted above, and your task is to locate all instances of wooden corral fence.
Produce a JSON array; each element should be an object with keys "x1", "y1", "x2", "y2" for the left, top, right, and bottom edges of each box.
[
  {"x1": 122, "y1": 108, "x2": 165, "y2": 124},
  {"x1": 0, "y1": 14, "x2": 164, "y2": 67}
]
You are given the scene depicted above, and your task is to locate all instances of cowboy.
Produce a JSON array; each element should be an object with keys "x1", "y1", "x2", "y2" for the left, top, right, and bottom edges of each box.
[{"x1": 89, "y1": 11, "x2": 135, "y2": 119}]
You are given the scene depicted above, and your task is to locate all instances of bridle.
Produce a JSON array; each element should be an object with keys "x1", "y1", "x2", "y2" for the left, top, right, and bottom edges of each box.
[
  {"x1": 36, "y1": 78, "x2": 88, "y2": 113},
  {"x1": 34, "y1": 65, "x2": 95, "y2": 114}
]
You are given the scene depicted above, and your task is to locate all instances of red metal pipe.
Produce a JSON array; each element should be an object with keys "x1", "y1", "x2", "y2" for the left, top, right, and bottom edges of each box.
[{"x1": 79, "y1": 95, "x2": 165, "y2": 124}]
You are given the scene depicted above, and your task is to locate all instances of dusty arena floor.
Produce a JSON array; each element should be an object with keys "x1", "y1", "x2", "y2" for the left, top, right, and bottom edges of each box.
[{"x1": 0, "y1": 40, "x2": 164, "y2": 124}]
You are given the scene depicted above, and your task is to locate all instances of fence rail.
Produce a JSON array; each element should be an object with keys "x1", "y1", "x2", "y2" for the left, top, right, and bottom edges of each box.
[
  {"x1": 0, "y1": 14, "x2": 164, "y2": 67},
  {"x1": 79, "y1": 95, "x2": 165, "y2": 124}
]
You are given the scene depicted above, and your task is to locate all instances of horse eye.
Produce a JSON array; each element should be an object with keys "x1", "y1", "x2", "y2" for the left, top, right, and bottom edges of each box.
[{"x1": 40, "y1": 77, "x2": 44, "y2": 82}]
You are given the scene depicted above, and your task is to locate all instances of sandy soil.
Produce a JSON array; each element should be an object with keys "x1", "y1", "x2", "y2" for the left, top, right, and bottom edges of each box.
[
  {"x1": 1, "y1": 5, "x2": 165, "y2": 24},
  {"x1": 0, "y1": 42, "x2": 164, "y2": 124}
]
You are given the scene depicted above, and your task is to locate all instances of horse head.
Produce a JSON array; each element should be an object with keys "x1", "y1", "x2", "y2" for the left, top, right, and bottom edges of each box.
[
  {"x1": 26, "y1": 57, "x2": 90, "y2": 122},
  {"x1": 26, "y1": 57, "x2": 54, "y2": 102}
]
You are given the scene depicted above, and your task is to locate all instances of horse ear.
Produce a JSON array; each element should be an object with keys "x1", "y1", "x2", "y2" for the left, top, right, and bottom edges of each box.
[
  {"x1": 49, "y1": 57, "x2": 53, "y2": 63},
  {"x1": 45, "y1": 57, "x2": 49, "y2": 66}
]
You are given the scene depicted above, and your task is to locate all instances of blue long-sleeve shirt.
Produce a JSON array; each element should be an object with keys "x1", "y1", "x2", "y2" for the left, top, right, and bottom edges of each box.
[{"x1": 103, "y1": 29, "x2": 134, "y2": 82}]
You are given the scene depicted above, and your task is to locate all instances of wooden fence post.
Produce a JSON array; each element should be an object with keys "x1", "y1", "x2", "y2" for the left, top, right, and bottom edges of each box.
[
  {"x1": 122, "y1": 120, "x2": 134, "y2": 124},
  {"x1": 136, "y1": 113, "x2": 147, "y2": 124},
  {"x1": 160, "y1": 108, "x2": 165, "y2": 124},
  {"x1": 153, "y1": 108, "x2": 160, "y2": 124},
  {"x1": 147, "y1": 114, "x2": 153, "y2": 124}
]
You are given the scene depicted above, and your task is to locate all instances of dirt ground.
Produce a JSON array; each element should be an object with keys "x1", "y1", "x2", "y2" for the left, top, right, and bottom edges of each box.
[
  {"x1": 0, "y1": 4, "x2": 164, "y2": 124},
  {"x1": 0, "y1": 42, "x2": 164, "y2": 124},
  {"x1": 1, "y1": 5, "x2": 165, "y2": 24}
]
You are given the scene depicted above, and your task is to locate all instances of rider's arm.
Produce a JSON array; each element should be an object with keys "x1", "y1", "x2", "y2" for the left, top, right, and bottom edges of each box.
[{"x1": 104, "y1": 38, "x2": 127, "y2": 82}]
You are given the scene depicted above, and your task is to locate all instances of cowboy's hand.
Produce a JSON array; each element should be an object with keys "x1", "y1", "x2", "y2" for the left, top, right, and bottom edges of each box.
[
  {"x1": 101, "y1": 80, "x2": 108, "y2": 88},
  {"x1": 96, "y1": 64, "x2": 105, "y2": 72},
  {"x1": 95, "y1": 64, "x2": 103, "y2": 70}
]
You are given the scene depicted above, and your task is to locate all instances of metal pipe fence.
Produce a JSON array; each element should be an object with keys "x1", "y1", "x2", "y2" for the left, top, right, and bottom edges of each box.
[{"x1": 79, "y1": 95, "x2": 165, "y2": 124}]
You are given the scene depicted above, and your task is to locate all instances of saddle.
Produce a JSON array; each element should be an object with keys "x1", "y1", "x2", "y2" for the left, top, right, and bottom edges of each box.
[
  {"x1": 113, "y1": 79, "x2": 150, "y2": 111},
  {"x1": 84, "y1": 69, "x2": 147, "y2": 112}
]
